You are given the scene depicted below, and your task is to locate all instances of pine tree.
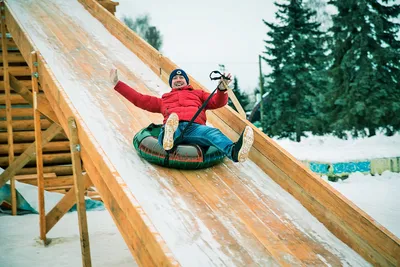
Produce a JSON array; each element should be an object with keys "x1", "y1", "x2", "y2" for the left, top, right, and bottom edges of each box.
[
  {"x1": 145, "y1": 26, "x2": 163, "y2": 51},
  {"x1": 228, "y1": 77, "x2": 250, "y2": 112},
  {"x1": 304, "y1": 0, "x2": 332, "y2": 31},
  {"x1": 324, "y1": 0, "x2": 400, "y2": 137},
  {"x1": 122, "y1": 14, "x2": 163, "y2": 51},
  {"x1": 262, "y1": 0, "x2": 328, "y2": 142}
]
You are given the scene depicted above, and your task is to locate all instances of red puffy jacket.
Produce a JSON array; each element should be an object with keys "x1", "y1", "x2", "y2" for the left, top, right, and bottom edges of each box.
[{"x1": 114, "y1": 81, "x2": 228, "y2": 125}]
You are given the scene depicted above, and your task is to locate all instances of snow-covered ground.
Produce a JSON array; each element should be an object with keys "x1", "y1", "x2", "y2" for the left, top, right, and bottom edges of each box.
[
  {"x1": 322, "y1": 171, "x2": 400, "y2": 238},
  {"x1": 0, "y1": 210, "x2": 136, "y2": 267},
  {"x1": 274, "y1": 131, "x2": 400, "y2": 162},
  {"x1": 1, "y1": 133, "x2": 399, "y2": 266},
  {"x1": 274, "y1": 132, "x2": 400, "y2": 238}
]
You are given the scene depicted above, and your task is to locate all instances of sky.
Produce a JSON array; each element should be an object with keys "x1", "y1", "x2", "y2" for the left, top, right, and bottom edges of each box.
[
  {"x1": 114, "y1": 0, "x2": 400, "y2": 95},
  {"x1": 115, "y1": 0, "x2": 278, "y2": 94}
]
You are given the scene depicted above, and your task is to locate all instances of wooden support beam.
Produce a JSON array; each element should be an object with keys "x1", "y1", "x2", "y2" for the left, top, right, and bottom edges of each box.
[
  {"x1": 81, "y1": 148, "x2": 162, "y2": 266},
  {"x1": 0, "y1": 37, "x2": 17, "y2": 50},
  {"x1": 9, "y1": 73, "x2": 59, "y2": 124},
  {"x1": 31, "y1": 51, "x2": 47, "y2": 243},
  {"x1": 0, "y1": 51, "x2": 25, "y2": 63},
  {"x1": 0, "y1": 141, "x2": 70, "y2": 154},
  {"x1": 46, "y1": 173, "x2": 92, "y2": 234},
  {"x1": 0, "y1": 153, "x2": 72, "y2": 167},
  {"x1": 17, "y1": 175, "x2": 74, "y2": 189},
  {"x1": 83, "y1": 0, "x2": 399, "y2": 262},
  {"x1": 0, "y1": 131, "x2": 67, "y2": 143},
  {"x1": 0, "y1": 118, "x2": 52, "y2": 130},
  {"x1": 0, "y1": 66, "x2": 31, "y2": 76},
  {"x1": 0, "y1": 93, "x2": 29, "y2": 104},
  {"x1": 0, "y1": 123, "x2": 63, "y2": 188},
  {"x1": 1, "y1": 1, "x2": 16, "y2": 216},
  {"x1": 227, "y1": 90, "x2": 246, "y2": 119},
  {"x1": 221, "y1": 79, "x2": 246, "y2": 119},
  {"x1": 16, "y1": 173, "x2": 57, "y2": 180},
  {"x1": 0, "y1": 79, "x2": 32, "y2": 90},
  {"x1": 16, "y1": 165, "x2": 73, "y2": 176},
  {"x1": 68, "y1": 117, "x2": 92, "y2": 267},
  {"x1": 0, "y1": 107, "x2": 34, "y2": 117},
  {"x1": 96, "y1": 0, "x2": 119, "y2": 15}
]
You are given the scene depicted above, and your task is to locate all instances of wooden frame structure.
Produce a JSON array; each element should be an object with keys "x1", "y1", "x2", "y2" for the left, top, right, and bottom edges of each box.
[
  {"x1": 77, "y1": 0, "x2": 400, "y2": 265},
  {"x1": 1, "y1": 1, "x2": 15, "y2": 215},
  {"x1": 0, "y1": 0, "x2": 399, "y2": 266},
  {"x1": 0, "y1": 2, "x2": 93, "y2": 264}
]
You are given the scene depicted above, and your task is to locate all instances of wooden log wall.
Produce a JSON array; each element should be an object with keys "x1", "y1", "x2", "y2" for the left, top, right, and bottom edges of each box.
[{"x1": 0, "y1": 33, "x2": 100, "y2": 201}]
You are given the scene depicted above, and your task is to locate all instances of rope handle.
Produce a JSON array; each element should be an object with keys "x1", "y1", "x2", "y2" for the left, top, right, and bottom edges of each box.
[{"x1": 209, "y1": 70, "x2": 231, "y2": 81}]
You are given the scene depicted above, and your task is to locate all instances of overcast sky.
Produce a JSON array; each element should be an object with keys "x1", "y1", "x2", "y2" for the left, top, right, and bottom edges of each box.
[
  {"x1": 114, "y1": 1, "x2": 400, "y2": 94},
  {"x1": 115, "y1": 0, "x2": 277, "y2": 94}
]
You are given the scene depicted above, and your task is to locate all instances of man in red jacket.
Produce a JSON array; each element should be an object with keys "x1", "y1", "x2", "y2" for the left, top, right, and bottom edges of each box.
[{"x1": 110, "y1": 68, "x2": 254, "y2": 163}]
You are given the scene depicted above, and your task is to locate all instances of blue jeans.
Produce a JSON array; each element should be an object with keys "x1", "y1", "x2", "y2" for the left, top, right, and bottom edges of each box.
[{"x1": 158, "y1": 122, "x2": 234, "y2": 160}]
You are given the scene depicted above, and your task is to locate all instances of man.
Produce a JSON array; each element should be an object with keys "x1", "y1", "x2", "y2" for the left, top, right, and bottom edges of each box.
[{"x1": 110, "y1": 68, "x2": 254, "y2": 163}]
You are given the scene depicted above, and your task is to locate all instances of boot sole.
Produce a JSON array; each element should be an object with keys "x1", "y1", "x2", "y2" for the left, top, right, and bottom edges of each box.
[
  {"x1": 163, "y1": 113, "x2": 179, "y2": 151},
  {"x1": 238, "y1": 126, "x2": 254, "y2": 162}
]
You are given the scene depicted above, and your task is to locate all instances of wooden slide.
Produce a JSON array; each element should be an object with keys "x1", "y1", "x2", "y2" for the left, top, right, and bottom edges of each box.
[{"x1": 1, "y1": 0, "x2": 399, "y2": 266}]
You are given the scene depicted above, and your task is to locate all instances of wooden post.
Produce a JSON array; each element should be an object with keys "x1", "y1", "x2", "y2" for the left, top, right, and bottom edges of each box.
[
  {"x1": 258, "y1": 55, "x2": 264, "y2": 123},
  {"x1": 31, "y1": 51, "x2": 47, "y2": 242},
  {"x1": 68, "y1": 117, "x2": 92, "y2": 267},
  {"x1": 1, "y1": 1, "x2": 16, "y2": 215},
  {"x1": 221, "y1": 79, "x2": 247, "y2": 119},
  {"x1": 46, "y1": 174, "x2": 93, "y2": 234}
]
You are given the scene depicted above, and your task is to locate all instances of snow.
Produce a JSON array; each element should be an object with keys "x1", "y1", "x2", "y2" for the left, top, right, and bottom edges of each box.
[
  {"x1": 0, "y1": 211, "x2": 136, "y2": 267},
  {"x1": 275, "y1": 131, "x2": 400, "y2": 162},
  {"x1": 322, "y1": 171, "x2": 400, "y2": 238},
  {"x1": 1, "y1": 0, "x2": 399, "y2": 266},
  {"x1": 6, "y1": 181, "x2": 104, "y2": 213}
]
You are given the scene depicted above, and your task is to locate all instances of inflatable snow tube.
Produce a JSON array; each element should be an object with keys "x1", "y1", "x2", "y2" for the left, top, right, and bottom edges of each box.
[{"x1": 133, "y1": 124, "x2": 225, "y2": 169}]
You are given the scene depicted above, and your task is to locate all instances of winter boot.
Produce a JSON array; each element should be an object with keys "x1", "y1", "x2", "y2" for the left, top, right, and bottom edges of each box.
[
  {"x1": 231, "y1": 126, "x2": 254, "y2": 162},
  {"x1": 163, "y1": 113, "x2": 179, "y2": 151}
]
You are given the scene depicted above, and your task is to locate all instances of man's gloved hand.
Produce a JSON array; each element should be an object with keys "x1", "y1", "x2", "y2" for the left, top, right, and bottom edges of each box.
[
  {"x1": 217, "y1": 72, "x2": 232, "y2": 91},
  {"x1": 110, "y1": 68, "x2": 119, "y2": 86}
]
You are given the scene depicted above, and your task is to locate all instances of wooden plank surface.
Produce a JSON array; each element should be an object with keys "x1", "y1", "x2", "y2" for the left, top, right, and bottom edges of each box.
[
  {"x1": 5, "y1": 0, "x2": 398, "y2": 266},
  {"x1": 77, "y1": 0, "x2": 400, "y2": 266}
]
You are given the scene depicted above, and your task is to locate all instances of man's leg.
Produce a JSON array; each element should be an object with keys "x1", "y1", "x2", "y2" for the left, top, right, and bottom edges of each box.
[
  {"x1": 180, "y1": 124, "x2": 235, "y2": 159},
  {"x1": 183, "y1": 124, "x2": 254, "y2": 163},
  {"x1": 157, "y1": 113, "x2": 179, "y2": 150},
  {"x1": 231, "y1": 126, "x2": 254, "y2": 162}
]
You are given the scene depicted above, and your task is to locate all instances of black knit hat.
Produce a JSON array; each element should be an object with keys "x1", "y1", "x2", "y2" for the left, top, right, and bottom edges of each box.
[{"x1": 169, "y1": 69, "x2": 189, "y2": 87}]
